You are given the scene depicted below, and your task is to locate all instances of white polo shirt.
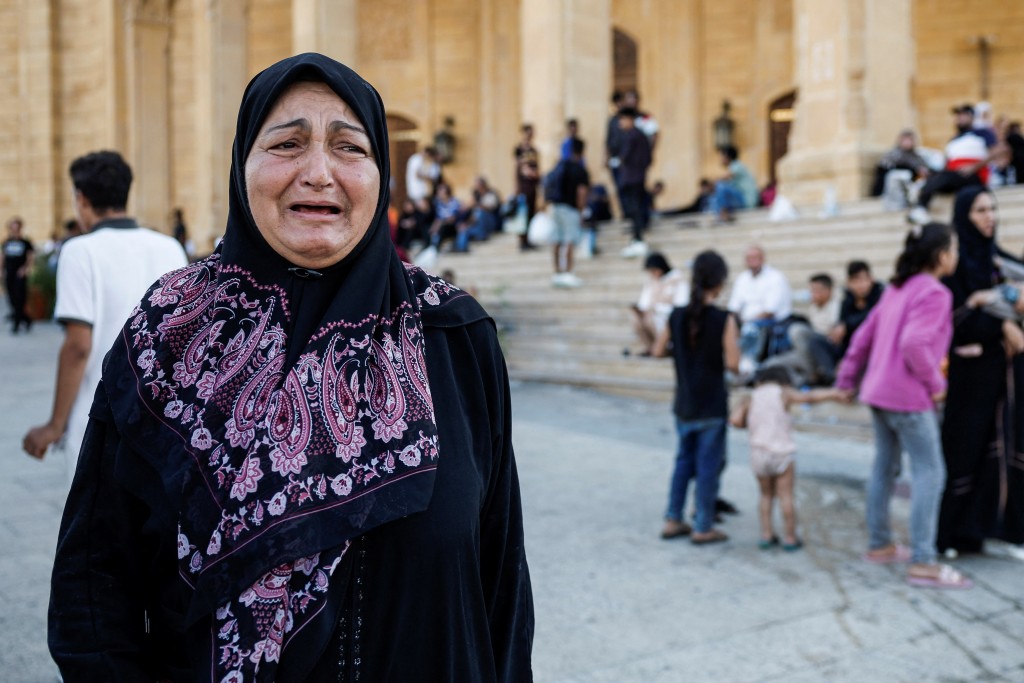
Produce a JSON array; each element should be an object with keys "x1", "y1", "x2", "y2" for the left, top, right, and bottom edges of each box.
[
  {"x1": 727, "y1": 264, "x2": 793, "y2": 322},
  {"x1": 53, "y1": 219, "x2": 187, "y2": 478}
]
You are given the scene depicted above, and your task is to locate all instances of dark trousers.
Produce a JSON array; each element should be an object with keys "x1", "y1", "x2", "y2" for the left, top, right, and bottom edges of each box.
[
  {"x1": 917, "y1": 170, "x2": 983, "y2": 209},
  {"x1": 619, "y1": 183, "x2": 650, "y2": 241},
  {"x1": 5, "y1": 274, "x2": 30, "y2": 330}
]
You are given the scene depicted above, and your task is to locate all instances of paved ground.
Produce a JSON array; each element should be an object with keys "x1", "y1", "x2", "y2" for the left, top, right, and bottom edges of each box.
[{"x1": 2, "y1": 322, "x2": 1023, "y2": 682}]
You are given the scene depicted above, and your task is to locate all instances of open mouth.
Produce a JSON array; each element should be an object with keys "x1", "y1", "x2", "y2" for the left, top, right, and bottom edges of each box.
[{"x1": 290, "y1": 204, "x2": 342, "y2": 215}]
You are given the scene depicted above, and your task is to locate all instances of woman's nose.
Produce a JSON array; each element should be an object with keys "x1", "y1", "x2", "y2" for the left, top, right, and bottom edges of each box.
[{"x1": 301, "y1": 148, "x2": 333, "y2": 189}]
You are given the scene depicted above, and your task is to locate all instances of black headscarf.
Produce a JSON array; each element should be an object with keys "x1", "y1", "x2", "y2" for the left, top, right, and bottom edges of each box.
[
  {"x1": 951, "y1": 185, "x2": 999, "y2": 294},
  {"x1": 101, "y1": 53, "x2": 483, "y2": 679}
]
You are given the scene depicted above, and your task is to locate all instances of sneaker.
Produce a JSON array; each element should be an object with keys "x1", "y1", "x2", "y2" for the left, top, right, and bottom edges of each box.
[
  {"x1": 620, "y1": 240, "x2": 648, "y2": 258},
  {"x1": 907, "y1": 206, "x2": 931, "y2": 225},
  {"x1": 560, "y1": 272, "x2": 582, "y2": 288},
  {"x1": 551, "y1": 272, "x2": 567, "y2": 287}
]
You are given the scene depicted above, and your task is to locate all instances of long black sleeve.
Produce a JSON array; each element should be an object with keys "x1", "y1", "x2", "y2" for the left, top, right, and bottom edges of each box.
[{"x1": 48, "y1": 389, "x2": 154, "y2": 682}]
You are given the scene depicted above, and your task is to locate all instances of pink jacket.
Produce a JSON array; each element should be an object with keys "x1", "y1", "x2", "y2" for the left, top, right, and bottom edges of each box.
[{"x1": 836, "y1": 273, "x2": 951, "y2": 413}]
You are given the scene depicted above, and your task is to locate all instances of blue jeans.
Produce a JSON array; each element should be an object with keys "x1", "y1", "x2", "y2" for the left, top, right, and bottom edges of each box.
[
  {"x1": 665, "y1": 418, "x2": 726, "y2": 533},
  {"x1": 709, "y1": 181, "x2": 745, "y2": 214},
  {"x1": 738, "y1": 319, "x2": 775, "y2": 368},
  {"x1": 868, "y1": 408, "x2": 946, "y2": 564}
]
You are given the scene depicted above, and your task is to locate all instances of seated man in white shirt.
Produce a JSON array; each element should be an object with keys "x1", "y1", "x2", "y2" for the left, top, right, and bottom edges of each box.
[
  {"x1": 22, "y1": 151, "x2": 187, "y2": 483},
  {"x1": 727, "y1": 245, "x2": 792, "y2": 377}
]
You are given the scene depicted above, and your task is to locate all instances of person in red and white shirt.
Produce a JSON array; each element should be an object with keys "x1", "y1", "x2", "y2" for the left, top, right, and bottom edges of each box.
[{"x1": 909, "y1": 104, "x2": 992, "y2": 224}]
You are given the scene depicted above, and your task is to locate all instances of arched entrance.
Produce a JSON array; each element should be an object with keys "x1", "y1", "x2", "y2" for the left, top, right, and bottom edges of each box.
[
  {"x1": 387, "y1": 115, "x2": 421, "y2": 207},
  {"x1": 767, "y1": 91, "x2": 797, "y2": 183},
  {"x1": 612, "y1": 28, "x2": 638, "y2": 96}
]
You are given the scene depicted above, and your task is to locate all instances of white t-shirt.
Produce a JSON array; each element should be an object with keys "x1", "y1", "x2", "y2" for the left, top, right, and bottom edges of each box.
[
  {"x1": 727, "y1": 264, "x2": 793, "y2": 322},
  {"x1": 405, "y1": 153, "x2": 439, "y2": 202},
  {"x1": 807, "y1": 298, "x2": 840, "y2": 335},
  {"x1": 637, "y1": 269, "x2": 690, "y2": 331},
  {"x1": 53, "y1": 221, "x2": 187, "y2": 478}
]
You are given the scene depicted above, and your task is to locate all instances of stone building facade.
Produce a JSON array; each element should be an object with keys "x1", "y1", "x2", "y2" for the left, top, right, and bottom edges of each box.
[{"x1": 2, "y1": 0, "x2": 1023, "y2": 247}]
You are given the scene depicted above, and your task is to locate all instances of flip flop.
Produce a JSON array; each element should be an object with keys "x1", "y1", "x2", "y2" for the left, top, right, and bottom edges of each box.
[
  {"x1": 691, "y1": 529, "x2": 729, "y2": 545},
  {"x1": 863, "y1": 544, "x2": 911, "y2": 564},
  {"x1": 907, "y1": 564, "x2": 973, "y2": 590},
  {"x1": 782, "y1": 539, "x2": 804, "y2": 552},
  {"x1": 758, "y1": 536, "x2": 780, "y2": 550},
  {"x1": 660, "y1": 522, "x2": 692, "y2": 540}
]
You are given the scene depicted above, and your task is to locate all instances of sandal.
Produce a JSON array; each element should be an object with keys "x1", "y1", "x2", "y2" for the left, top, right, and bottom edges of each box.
[
  {"x1": 907, "y1": 564, "x2": 973, "y2": 590},
  {"x1": 863, "y1": 544, "x2": 911, "y2": 564},
  {"x1": 782, "y1": 539, "x2": 804, "y2": 552},
  {"x1": 660, "y1": 521, "x2": 692, "y2": 540},
  {"x1": 691, "y1": 529, "x2": 729, "y2": 545},
  {"x1": 757, "y1": 536, "x2": 780, "y2": 550}
]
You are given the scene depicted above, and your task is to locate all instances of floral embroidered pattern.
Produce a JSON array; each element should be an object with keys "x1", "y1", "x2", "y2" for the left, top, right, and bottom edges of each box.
[{"x1": 121, "y1": 255, "x2": 464, "y2": 679}]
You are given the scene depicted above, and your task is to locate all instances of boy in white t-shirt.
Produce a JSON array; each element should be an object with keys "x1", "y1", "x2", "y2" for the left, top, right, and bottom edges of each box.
[{"x1": 22, "y1": 151, "x2": 187, "y2": 482}]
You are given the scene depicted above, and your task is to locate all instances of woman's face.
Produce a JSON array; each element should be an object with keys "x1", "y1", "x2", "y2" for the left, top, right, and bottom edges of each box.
[
  {"x1": 969, "y1": 192, "x2": 997, "y2": 239},
  {"x1": 245, "y1": 81, "x2": 381, "y2": 269}
]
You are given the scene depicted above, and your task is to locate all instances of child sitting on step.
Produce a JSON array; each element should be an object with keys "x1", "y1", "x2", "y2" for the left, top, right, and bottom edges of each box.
[{"x1": 730, "y1": 366, "x2": 845, "y2": 551}]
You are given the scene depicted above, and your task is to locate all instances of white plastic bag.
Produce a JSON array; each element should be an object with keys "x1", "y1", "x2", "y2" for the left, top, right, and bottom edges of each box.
[{"x1": 527, "y1": 210, "x2": 555, "y2": 245}]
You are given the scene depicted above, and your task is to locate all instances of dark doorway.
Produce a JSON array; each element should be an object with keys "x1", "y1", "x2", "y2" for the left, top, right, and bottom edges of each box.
[
  {"x1": 767, "y1": 91, "x2": 796, "y2": 183},
  {"x1": 612, "y1": 28, "x2": 638, "y2": 96},
  {"x1": 387, "y1": 115, "x2": 420, "y2": 208}
]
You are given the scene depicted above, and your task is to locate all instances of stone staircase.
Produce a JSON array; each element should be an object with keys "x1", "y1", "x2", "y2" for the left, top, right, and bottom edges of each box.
[{"x1": 432, "y1": 186, "x2": 1024, "y2": 439}]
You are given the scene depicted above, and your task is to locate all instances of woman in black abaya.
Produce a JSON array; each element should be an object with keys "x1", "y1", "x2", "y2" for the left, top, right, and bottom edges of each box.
[
  {"x1": 938, "y1": 186, "x2": 1024, "y2": 554},
  {"x1": 48, "y1": 53, "x2": 533, "y2": 682}
]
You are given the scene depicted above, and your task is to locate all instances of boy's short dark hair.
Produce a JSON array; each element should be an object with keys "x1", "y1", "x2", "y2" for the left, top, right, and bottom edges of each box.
[
  {"x1": 753, "y1": 365, "x2": 793, "y2": 386},
  {"x1": 570, "y1": 138, "x2": 585, "y2": 156},
  {"x1": 719, "y1": 145, "x2": 739, "y2": 161},
  {"x1": 809, "y1": 273, "x2": 833, "y2": 289},
  {"x1": 69, "y1": 151, "x2": 132, "y2": 212},
  {"x1": 618, "y1": 107, "x2": 639, "y2": 120},
  {"x1": 847, "y1": 260, "x2": 871, "y2": 278},
  {"x1": 521, "y1": 123, "x2": 533, "y2": 134}
]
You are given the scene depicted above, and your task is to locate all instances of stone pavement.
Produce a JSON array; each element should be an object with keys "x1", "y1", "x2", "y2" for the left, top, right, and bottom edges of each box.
[{"x1": 1, "y1": 322, "x2": 1023, "y2": 682}]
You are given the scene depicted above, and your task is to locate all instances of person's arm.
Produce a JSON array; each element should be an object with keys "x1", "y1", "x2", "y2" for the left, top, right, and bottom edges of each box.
[
  {"x1": 49, "y1": 388, "x2": 154, "y2": 679},
  {"x1": 20, "y1": 244, "x2": 35, "y2": 278},
  {"x1": 23, "y1": 321, "x2": 92, "y2": 458},
  {"x1": 899, "y1": 288, "x2": 949, "y2": 401},
  {"x1": 835, "y1": 304, "x2": 880, "y2": 392},
  {"x1": 723, "y1": 313, "x2": 740, "y2": 373},
  {"x1": 946, "y1": 272, "x2": 1004, "y2": 346},
  {"x1": 783, "y1": 386, "x2": 848, "y2": 408}
]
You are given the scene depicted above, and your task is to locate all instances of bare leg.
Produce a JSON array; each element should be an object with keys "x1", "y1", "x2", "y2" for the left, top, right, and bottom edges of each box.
[
  {"x1": 777, "y1": 464, "x2": 797, "y2": 544},
  {"x1": 757, "y1": 475, "x2": 776, "y2": 541},
  {"x1": 564, "y1": 243, "x2": 575, "y2": 274},
  {"x1": 552, "y1": 244, "x2": 561, "y2": 273},
  {"x1": 631, "y1": 310, "x2": 656, "y2": 354}
]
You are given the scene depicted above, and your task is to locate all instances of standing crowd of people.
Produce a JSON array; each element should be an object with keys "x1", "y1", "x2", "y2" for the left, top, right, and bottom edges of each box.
[{"x1": 650, "y1": 183, "x2": 1024, "y2": 591}]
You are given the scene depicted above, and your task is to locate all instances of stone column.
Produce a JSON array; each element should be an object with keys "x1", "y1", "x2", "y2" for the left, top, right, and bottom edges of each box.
[
  {"x1": 519, "y1": 0, "x2": 612, "y2": 177},
  {"x1": 15, "y1": 0, "x2": 58, "y2": 239},
  {"x1": 123, "y1": 0, "x2": 172, "y2": 232},
  {"x1": 191, "y1": 0, "x2": 248, "y2": 246},
  {"x1": 292, "y1": 0, "x2": 357, "y2": 65},
  {"x1": 778, "y1": 0, "x2": 914, "y2": 206}
]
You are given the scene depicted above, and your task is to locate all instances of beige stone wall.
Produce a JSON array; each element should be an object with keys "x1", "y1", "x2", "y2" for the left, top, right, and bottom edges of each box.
[
  {"x1": 248, "y1": 0, "x2": 294, "y2": 79},
  {"x1": 913, "y1": 0, "x2": 1024, "y2": 150},
  {"x1": 7, "y1": 0, "x2": 1024, "y2": 246}
]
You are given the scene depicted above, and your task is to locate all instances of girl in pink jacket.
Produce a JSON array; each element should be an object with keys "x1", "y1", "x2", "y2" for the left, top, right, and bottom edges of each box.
[{"x1": 837, "y1": 222, "x2": 971, "y2": 589}]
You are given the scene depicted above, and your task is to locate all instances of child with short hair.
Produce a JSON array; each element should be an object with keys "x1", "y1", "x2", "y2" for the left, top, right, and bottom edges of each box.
[
  {"x1": 730, "y1": 366, "x2": 843, "y2": 550},
  {"x1": 837, "y1": 222, "x2": 971, "y2": 589}
]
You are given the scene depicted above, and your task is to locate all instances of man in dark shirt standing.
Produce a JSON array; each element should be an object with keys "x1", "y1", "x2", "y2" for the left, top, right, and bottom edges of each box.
[
  {"x1": 514, "y1": 123, "x2": 541, "y2": 251},
  {"x1": 2, "y1": 216, "x2": 34, "y2": 334},
  {"x1": 617, "y1": 108, "x2": 653, "y2": 258},
  {"x1": 546, "y1": 138, "x2": 590, "y2": 288}
]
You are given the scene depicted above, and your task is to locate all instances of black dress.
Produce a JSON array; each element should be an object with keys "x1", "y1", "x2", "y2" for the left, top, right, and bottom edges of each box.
[
  {"x1": 938, "y1": 187, "x2": 1024, "y2": 553},
  {"x1": 49, "y1": 316, "x2": 533, "y2": 682}
]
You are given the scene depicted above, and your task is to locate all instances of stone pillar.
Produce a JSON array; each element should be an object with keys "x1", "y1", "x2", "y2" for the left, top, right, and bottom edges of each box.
[
  {"x1": 519, "y1": 0, "x2": 612, "y2": 177},
  {"x1": 292, "y1": 0, "x2": 357, "y2": 65},
  {"x1": 15, "y1": 0, "x2": 58, "y2": 240},
  {"x1": 778, "y1": 0, "x2": 914, "y2": 206},
  {"x1": 123, "y1": 0, "x2": 172, "y2": 232},
  {"x1": 191, "y1": 0, "x2": 247, "y2": 247}
]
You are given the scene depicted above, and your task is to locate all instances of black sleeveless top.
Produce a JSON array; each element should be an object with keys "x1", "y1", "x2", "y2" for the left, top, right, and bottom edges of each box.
[{"x1": 669, "y1": 305, "x2": 729, "y2": 421}]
